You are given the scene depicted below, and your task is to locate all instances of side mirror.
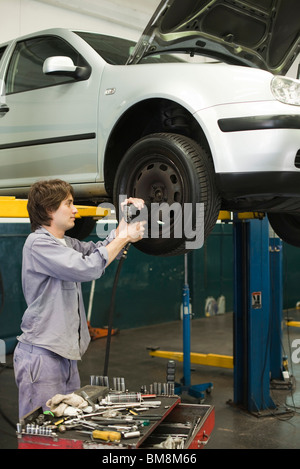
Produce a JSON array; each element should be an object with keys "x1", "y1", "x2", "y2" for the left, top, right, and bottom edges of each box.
[
  {"x1": 43, "y1": 56, "x2": 76, "y2": 74},
  {"x1": 43, "y1": 56, "x2": 90, "y2": 79}
]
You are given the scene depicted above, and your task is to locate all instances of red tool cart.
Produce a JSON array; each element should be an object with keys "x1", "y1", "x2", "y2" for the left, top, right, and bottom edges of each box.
[{"x1": 17, "y1": 392, "x2": 214, "y2": 450}]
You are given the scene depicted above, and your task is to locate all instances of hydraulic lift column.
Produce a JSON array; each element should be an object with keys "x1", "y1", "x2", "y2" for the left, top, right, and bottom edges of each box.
[{"x1": 233, "y1": 215, "x2": 282, "y2": 413}]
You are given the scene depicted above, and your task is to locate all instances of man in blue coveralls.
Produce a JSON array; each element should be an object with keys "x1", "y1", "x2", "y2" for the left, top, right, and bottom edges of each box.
[{"x1": 13, "y1": 179, "x2": 145, "y2": 418}]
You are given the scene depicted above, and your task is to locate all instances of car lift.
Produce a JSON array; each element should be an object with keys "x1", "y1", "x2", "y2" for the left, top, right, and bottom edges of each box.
[
  {"x1": 0, "y1": 196, "x2": 115, "y2": 340},
  {"x1": 149, "y1": 211, "x2": 289, "y2": 413}
]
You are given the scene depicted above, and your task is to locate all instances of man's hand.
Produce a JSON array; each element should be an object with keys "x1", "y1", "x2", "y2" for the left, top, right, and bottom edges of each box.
[
  {"x1": 120, "y1": 197, "x2": 145, "y2": 213},
  {"x1": 116, "y1": 197, "x2": 146, "y2": 243},
  {"x1": 105, "y1": 198, "x2": 146, "y2": 266},
  {"x1": 117, "y1": 217, "x2": 146, "y2": 244}
]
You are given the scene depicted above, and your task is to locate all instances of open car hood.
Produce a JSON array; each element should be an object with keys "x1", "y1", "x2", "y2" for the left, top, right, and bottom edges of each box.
[{"x1": 127, "y1": 0, "x2": 300, "y2": 75}]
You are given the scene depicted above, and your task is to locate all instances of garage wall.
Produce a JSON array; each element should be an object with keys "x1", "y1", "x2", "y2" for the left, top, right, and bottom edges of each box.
[{"x1": 0, "y1": 0, "x2": 159, "y2": 44}]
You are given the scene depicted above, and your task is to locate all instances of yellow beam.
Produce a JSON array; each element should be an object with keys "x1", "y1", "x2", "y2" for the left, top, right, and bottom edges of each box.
[
  {"x1": 218, "y1": 211, "x2": 232, "y2": 221},
  {"x1": 217, "y1": 211, "x2": 265, "y2": 222},
  {"x1": 236, "y1": 212, "x2": 265, "y2": 220},
  {"x1": 0, "y1": 200, "x2": 264, "y2": 223},
  {"x1": 148, "y1": 349, "x2": 234, "y2": 369},
  {"x1": 0, "y1": 197, "x2": 110, "y2": 219},
  {"x1": 286, "y1": 321, "x2": 300, "y2": 328},
  {"x1": 0, "y1": 198, "x2": 29, "y2": 218},
  {"x1": 74, "y1": 205, "x2": 110, "y2": 219}
]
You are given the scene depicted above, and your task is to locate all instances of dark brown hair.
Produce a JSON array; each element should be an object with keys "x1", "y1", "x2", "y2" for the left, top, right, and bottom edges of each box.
[{"x1": 27, "y1": 179, "x2": 75, "y2": 231}]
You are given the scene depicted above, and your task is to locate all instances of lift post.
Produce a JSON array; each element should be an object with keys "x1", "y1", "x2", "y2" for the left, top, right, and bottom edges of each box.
[
  {"x1": 149, "y1": 212, "x2": 286, "y2": 412},
  {"x1": 269, "y1": 235, "x2": 284, "y2": 381},
  {"x1": 175, "y1": 253, "x2": 213, "y2": 401},
  {"x1": 233, "y1": 215, "x2": 283, "y2": 413}
]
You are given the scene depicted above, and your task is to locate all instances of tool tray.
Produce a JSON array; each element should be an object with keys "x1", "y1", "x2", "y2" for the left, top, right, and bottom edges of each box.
[
  {"x1": 17, "y1": 396, "x2": 214, "y2": 449},
  {"x1": 140, "y1": 403, "x2": 214, "y2": 449}
]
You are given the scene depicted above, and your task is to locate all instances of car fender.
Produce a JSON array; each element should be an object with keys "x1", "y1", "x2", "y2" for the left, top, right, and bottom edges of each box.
[
  {"x1": 98, "y1": 61, "x2": 276, "y2": 178},
  {"x1": 195, "y1": 100, "x2": 300, "y2": 174}
]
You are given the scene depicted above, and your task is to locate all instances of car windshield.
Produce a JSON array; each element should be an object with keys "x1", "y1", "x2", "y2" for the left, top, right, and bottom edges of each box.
[{"x1": 74, "y1": 31, "x2": 185, "y2": 65}]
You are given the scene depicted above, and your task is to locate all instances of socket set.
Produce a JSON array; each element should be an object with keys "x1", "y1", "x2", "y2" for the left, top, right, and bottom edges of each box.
[
  {"x1": 90, "y1": 375, "x2": 109, "y2": 387},
  {"x1": 147, "y1": 382, "x2": 175, "y2": 396},
  {"x1": 112, "y1": 377, "x2": 126, "y2": 392},
  {"x1": 149, "y1": 359, "x2": 176, "y2": 396},
  {"x1": 19, "y1": 423, "x2": 56, "y2": 437},
  {"x1": 90, "y1": 375, "x2": 126, "y2": 392}
]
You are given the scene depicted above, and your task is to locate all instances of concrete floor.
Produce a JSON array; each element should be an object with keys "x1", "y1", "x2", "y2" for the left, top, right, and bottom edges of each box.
[{"x1": 1, "y1": 311, "x2": 300, "y2": 449}]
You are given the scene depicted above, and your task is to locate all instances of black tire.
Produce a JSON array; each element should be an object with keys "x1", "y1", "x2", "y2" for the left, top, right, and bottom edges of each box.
[
  {"x1": 113, "y1": 133, "x2": 220, "y2": 256},
  {"x1": 268, "y1": 212, "x2": 300, "y2": 247},
  {"x1": 66, "y1": 216, "x2": 96, "y2": 240}
]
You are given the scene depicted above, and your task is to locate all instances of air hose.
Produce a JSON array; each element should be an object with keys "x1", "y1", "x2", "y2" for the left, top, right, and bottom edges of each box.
[
  {"x1": 103, "y1": 203, "x2": 139, "y2": 376},
  {"x1": 0, "y1": 269, "x2": 4, "y2": 315},
  {"x1": 103, "y1": 243, "x2": 130, "y2": 376}
]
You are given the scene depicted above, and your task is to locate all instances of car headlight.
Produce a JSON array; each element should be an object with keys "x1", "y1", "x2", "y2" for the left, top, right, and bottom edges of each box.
[{"x1": 271, "y1": 75, "x2": 300, "y2": 106}]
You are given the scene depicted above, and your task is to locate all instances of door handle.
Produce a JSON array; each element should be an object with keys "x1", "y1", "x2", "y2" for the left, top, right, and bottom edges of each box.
[{"x1": 0, "y1": 104, "x2": 9, "y2": 114}]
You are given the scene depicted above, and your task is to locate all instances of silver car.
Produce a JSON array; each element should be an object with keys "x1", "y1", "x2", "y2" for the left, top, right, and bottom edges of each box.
[{"x1": 0, "y1": 0, "x2": 300, "y2": 255}]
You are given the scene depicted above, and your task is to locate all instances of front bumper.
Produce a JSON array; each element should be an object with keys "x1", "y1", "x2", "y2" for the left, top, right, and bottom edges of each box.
[{"x1": 196, "y1": 101, "x2": 300, "y2": 175}]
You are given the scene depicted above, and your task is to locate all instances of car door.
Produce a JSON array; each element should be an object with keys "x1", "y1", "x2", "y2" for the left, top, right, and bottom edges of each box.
[{"x1": 0, "y1": 34, "x2": 99, "y2": 191}]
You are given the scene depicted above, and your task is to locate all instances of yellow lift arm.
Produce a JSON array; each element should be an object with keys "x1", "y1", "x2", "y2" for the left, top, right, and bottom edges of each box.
[
  {"x1": 148, "y1": 349, "x2": 233, "y2": 369},
  {"x1": 0, "y1": 196, "x2": 109, "y2": 219},
  {"x1": 286, "y1": 321, "x2": 300, "y2": 328},
  {"x1": 0, "y1": 199, "x2": 261, "y2": 222},
  {"x1": 218, "y1": 210, "x2": 265, "y2": 221}
]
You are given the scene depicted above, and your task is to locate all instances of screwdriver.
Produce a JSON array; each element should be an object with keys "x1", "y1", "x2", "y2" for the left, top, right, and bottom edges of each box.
[{"x1": 78, "y1": 429, "x2": 121, "y2": 442}]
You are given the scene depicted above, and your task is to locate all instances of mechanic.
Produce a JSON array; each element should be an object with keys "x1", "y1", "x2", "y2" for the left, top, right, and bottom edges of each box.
[{"x1": 13, "y1": 179, "x2": 145, "y2": 418}]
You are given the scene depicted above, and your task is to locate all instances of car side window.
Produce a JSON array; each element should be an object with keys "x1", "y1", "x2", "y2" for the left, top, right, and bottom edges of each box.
[{"x1": 5, "y1": 36, "x2": 88, "y2": 94}]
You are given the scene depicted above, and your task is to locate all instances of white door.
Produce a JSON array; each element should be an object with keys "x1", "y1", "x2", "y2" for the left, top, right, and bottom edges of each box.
[{"x1": 0, "y1": 34, "x2": 101, "y2": 191}]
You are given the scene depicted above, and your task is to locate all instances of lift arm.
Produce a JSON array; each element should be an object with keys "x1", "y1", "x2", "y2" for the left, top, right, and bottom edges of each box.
[
  {"x1": 0, "y1": 196, "x2": 109, "y2": 219},
  {"x1": 148, "y1": 349, "x2": 233, "y2": 369}
]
